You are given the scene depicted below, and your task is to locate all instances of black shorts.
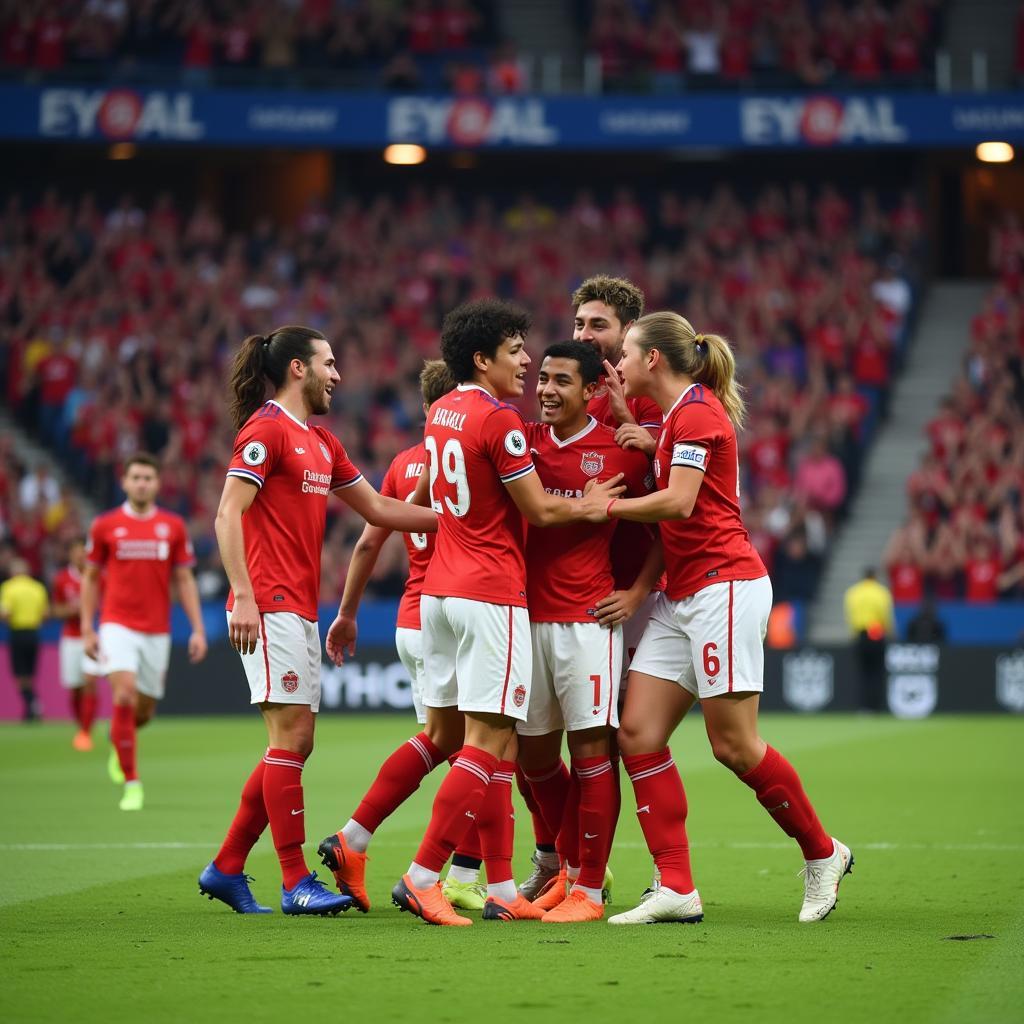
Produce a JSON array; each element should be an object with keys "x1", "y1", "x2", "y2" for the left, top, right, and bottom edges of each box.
[{"x1": 9, "y1": 630, "x2": 39, "y2": 677}]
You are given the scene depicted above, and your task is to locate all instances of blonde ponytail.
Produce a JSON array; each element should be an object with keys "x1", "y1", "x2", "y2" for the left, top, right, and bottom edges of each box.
[{"x1": 695, "y1": 332, "x2": 746, "y2": 428}]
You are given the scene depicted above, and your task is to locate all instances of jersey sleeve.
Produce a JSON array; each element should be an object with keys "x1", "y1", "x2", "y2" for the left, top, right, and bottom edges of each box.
[
  {"x1": 483, "y1": 406, "x2": 536, "y2": 484},
  {"x1": 227, "y1": 418, "x2": 285, "y2": 489},
  {"x1": 621, "y1": 448, "x2": 656, "y2": 497},
  {"x1": 85, "y1": 517, "x2": 108, "y2": 567},
  {"x1": 670, "y1": 403, "x2": 720, "y2": 473},
  {"x1": 171, "y1": 518, "x2": 196, "y2": 568},
  {"x1": 327, "y1": 432, "x2": 363, "y2": 491},
  {"x1": 631, "y1": 396, "x2": 663, "y2": 431}
]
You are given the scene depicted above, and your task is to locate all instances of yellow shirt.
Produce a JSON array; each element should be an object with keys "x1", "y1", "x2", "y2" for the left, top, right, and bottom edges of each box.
[
  {"x1": 844, "y1": 578, "x2": 894, "y2": 637},
  {"x1": 0, "y1": 575, "x2": 50, "y2": 630}
]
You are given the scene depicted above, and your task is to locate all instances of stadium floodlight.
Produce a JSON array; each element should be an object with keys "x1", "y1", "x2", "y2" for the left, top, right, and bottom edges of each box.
[
  {"x1": 384, "y1": 144, "x2": 427, "y2": 165},
  {"x1": 976, "y1": 141, "x2": 1013, "y2": 163}
]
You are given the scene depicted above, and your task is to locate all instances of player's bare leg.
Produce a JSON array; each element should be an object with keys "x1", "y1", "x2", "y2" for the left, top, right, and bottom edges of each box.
[{"x1": 702, "y1": 693, "x2": 852, "y2": 922}]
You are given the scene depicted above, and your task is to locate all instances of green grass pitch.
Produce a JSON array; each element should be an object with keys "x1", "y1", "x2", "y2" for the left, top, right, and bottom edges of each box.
[{"x1": 2, "y1": 713, "x2": 1022, "y2": 1024}]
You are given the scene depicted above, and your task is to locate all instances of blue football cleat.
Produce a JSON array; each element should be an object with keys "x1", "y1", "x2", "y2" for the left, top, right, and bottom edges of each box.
[
  {"x1": 281, "y1": 872, "x2": 354, "y2": 916},
  {"x1": 198, "y1": 861, "x2": 273, "y2": 914}
]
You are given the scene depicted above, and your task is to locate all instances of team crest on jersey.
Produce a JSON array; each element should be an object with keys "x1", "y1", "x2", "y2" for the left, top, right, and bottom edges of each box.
[
  {"x1": 281, "y1": 670, "x2": 299, "y2": 694},
  {"x1": 319, "y1": 442, "x2": 331, "y2": 463},
  {"x1": 512, "y1": 684, "x2": 527, "y2": 708},
  {"x1": 243, "y1": 441, "x2": 268, "y2": 466},
  {"x1": 580, "y1": 451, "x2": 604, "y2": 477},
  {"x1": 504, "y1": 429, "x2": 527, "y2": 457},
  {"x1": 155, "y1": 522, "x2": 170, "y2": 539}
]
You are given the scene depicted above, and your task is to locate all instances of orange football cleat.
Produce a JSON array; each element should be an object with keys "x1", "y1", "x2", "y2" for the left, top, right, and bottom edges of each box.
[
  {"x1": 317, "y1": 831, "x2": 370, "y2": 912},
  {"x1": 392, "y1": 875, "x2": 472, "y2": 926},
  {"x1": 530, "y1": 868, "x2": 570, "y2": 911},
  {"x1": 542, "y1": 889, "x2": 605, "y2": 923},
  {"x1": 482, "y1": 892, "x2": 546, "y2": 921},
  {"x1": 72, "y1": 730, "x2": 93, "y2": 752}
]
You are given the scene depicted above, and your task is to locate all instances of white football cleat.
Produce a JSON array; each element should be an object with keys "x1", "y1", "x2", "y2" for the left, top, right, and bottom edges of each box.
[
  {"x1": 798, "y1": 838, "x2": 853, "y2": 923},
  {"x1": 608, "y1": 886, "x2": 703, "y2": 925}
]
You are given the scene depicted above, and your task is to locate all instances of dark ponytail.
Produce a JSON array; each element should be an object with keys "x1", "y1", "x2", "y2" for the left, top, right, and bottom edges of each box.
[{"x1": 227, "y1": 325, "x2": 324, "y2": 430}]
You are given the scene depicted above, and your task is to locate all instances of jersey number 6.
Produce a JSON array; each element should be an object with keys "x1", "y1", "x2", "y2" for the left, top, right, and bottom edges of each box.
[{"x1": 425, "y1": 436, "x2": 471, "y2": 518}]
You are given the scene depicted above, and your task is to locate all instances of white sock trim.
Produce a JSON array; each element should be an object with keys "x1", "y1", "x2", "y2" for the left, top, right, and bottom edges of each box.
[{"x1": 342, "y1": 819, "x2": 373, "y2": 854}]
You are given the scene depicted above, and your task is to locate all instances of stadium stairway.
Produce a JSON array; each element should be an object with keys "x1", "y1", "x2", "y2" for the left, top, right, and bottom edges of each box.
[
  {"x1": 943, "y1": 0, "x2": 1018, "y2": 89},
  {"x1": 808, "y1": 280, "x2": 988, "y2": 644},
  {"x1": 497, "y1": 0, "x2": 582, "y2": 91}
]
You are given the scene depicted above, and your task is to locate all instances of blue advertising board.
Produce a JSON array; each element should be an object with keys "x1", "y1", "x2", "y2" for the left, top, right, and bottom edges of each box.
[{"x1": 2, "y1": 83, "x2": 1024, "y2": 149}]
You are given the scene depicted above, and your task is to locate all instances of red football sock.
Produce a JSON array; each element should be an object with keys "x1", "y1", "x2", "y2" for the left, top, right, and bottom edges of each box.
[
  {"x1": 477, "y1": 760, "x2": 516, "y2": 884},
  {"x1": 454, "y1": 821, "x2": 483, "y2": 863},
  {"x1": 110, "y1": 704, "x2": 138, "y2": 782},
  {"x1": 352, "y1": 731, "x2": 443, "y2": 833},
  {"x1": 516, "y1": 762, "x2": 558, "y2": 846},
  {"x1": 739, "y1": 745, "x2": 833, "y2": 860},
  {"x1": 214, "y1": 757, "x2": 269, "y2": 874},
  {"x1": 414, "y1": 746, "x2": 498, "y2": 873},
  {"x1": 262, "y1": 748, "x2": 310, "y2": 890},
  {"x1": 79, "y1": 691, "x2": 97, "y2": 733},
  {"x1": 623, "y1": 749, "x2": 694, "y2": 894},
  {"x1": 522, "y1": 759, "x2": 570, "y2": 841},
  {"x1": 70, "y1": 688, "x2": 82, "y2": 723},
  {"x1": 556, "y1": 770, "x2": 581, "y2": 868},
  {"x1": 574, "y1": 756, "x2": 616, "y2": 890}
]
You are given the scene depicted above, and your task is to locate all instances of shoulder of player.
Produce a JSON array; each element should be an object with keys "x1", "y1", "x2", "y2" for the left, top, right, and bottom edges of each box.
[{"x1": 236, "y1": 406, "x2": 289, "y2": 443}]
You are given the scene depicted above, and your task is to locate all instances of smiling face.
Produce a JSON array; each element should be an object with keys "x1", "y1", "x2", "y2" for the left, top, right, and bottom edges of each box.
[
  {"x1": 536, "y1": 355, "x2": 594, "y2": 433},
  {"x1": 574, "y1": 299, "x2": 629, "y2": 364},
  {"x1": 478, "y1": 334, "x2": 531, "y2": 399},
  {"x1": 300, "y1": 338, "x2": 341, "y2": 416}
]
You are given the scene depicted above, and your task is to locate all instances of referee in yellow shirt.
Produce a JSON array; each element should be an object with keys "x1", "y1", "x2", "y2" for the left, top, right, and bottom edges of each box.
[
  {"x1": 843, "y1": 566, "x2": 894, "y2": 712},
  {"x1": 1, "y1": 558, "x2": 50, "y2": 721}
]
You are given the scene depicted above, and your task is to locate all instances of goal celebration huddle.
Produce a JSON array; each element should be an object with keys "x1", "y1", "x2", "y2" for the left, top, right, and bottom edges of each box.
[{"x1": 185, "y1": 274, "x2": 853, "y2": 925}]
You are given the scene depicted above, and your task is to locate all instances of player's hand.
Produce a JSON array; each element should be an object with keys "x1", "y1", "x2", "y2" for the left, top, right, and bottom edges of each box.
[
  {"x1": 594, "y1": 587, "x2": 644, "y2": 627},
  {"x1": 188, "y1": 631, "x2": 208, "y2": 664},
  {"x1": 83, "y1": 629, "x2": 100, "y2": 661},
  {"x1": 579, "y1": 473, "x2": 626, "y2": 521},
  {"x1": 325, "y1": 613, "x2": 357, "y2": 666},
  {"x1": 229, "y1": 596, "x2": 260, "y2": 656},
  {"x1": 615, "y1": 423, "x2": 656, "y2": 456},
  {"x1": 602, "y1": 359, "x2": 631, "y2": 424}
]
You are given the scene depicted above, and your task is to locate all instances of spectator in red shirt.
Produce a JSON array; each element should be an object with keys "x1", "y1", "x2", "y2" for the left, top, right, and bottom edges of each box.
[
  {"x1": 31, "y1": 4, "x2": 68, "y2": 71},
  {"x1": 964, "y1": 538, "x2": 1001, "y2": 603}
]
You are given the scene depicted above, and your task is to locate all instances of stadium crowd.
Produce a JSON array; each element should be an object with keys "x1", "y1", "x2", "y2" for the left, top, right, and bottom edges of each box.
[
  {"x1": 583, "y1": 0, "x2": 944, "y2": 93},
  {"x1": 884, "y1": 214, "x2": 1024, "y2": 605},
  {"x1": 0, "y1": 180, "x2": 920, "y2": 606}
]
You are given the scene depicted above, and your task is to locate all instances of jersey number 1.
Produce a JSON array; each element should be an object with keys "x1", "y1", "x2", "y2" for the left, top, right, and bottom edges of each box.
[{"x1": 425, "y1": 436, "x2": 471, "y2": 518}]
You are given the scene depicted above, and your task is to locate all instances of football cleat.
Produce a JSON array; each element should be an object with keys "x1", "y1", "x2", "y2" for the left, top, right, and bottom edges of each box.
[
  {"x1": 482, "y1": 893, "x2": 545, "y2": 921},
  {"x1": 317, "y1": 831, "x2": 370, "y2": 912},
  {"x1": 530, "y1": 868, "x2": 570, "y2": 911},
  {"x1": 392, "y1": 875, "x2": 472, "y2": 926},
  {"x1": 119, "y1": 781, "x2": 144, "y2": 811},
  {"x1": 281, "y1": 872, "x2": 354, "y2": 916},
  {"x1": 442, "y1": 877, "x2": 487, "y2": 911},
  {"x1": 542, "y1": 889, "x2": 605, "y2": 923},
  {"x1": 517, "y1": 853, "x2": 560, "y2": 901},
  {"x1": 799, "y1": 838, "x2": 853, "y2": 923},
  {"x1": 608, "y1": 886, "x2": 703, "y2": 925},
  {"x1": 72, "y1": 730, "x2": 93, "y2": 752},
  {"x1": 108, "y1": 746, "x2": 125, "y2": 785},
  {"x1": 198, "y1": 862, "x2": 273, "y2": 914}
]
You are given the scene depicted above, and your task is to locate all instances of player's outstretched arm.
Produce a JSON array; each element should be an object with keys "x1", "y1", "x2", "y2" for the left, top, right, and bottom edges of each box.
[
  {"x1": 580, "y1": 464, "x2": 704, "y2": 523},
  {"x1": 80, "y1": 564, "x2": 102, "y2": 659},
  {"x1": 336, "y1": 477, "x2": 438, "y2": 535},
  {"x1": 215, "y1": 476, "x2": 260, "y2": 656},
  {"x1": 593, "y1": 536, "x2": 665, "y2": 627},
  {"x1": 505, "y1": 469, "x2": 625, "y2": 527},
  {"x1": 173, "y1": 565, "x2": 208, "y2": 664},
  {"x1": 325, "y1": 521, "x2": 390, "y2": 666}
]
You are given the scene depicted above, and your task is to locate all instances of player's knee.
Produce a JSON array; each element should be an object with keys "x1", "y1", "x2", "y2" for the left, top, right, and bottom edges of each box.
[
  {"x1": 616, "y1": 718, "x2": 653, "y2": 756},
  {"x1": 709, "y1": 735, "x2": 749, "y2": 773}
]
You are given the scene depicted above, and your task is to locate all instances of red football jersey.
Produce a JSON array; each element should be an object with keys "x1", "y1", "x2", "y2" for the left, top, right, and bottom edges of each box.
[
  {"x1": 226, "y1": 401, "x2": 362, "y2": 620},
  {"x1": 421, "y1": 385, "x2": 535, "y2": 607},
  {"x1": 86, "y1": 504, "x2": 195, "y2": 634},
  {"x1": 587, "y1": 379, "x2": 664, "y2": 590},
  {"x1": 379, "y1": 441, "x2": 434, "y2": 630},
  {"x1": 524, "y1": 418, "x2": 652, "y2": 622},
  {"x1": 51, "y1": 566, "x2": 82, "y2": 638},
  {"x1": 653, "y1": 384, "x2": 766, "y2": 600}
]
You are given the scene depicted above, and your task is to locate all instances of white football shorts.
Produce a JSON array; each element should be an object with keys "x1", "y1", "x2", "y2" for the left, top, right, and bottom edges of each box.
[
  {"x1": 420, "y1": 595, "x2": 532, "y2": 722},
  {"x1": 229, "y1": 610, "x2": 322, "y2": 712},
  {"x1": 629, "y1": 577, "x2": 772, "y2": 700},
  {"x1": 98, "y1": 621, "x2": 171, "y2": 699},
  {"x1": 58, "y1": 636, "x2": 104, "y2": 689},
  {"x1": 395, "y1": 626, "x2": 427, "y2": 725},
  {"x1": 519, "y1": 620, "x2": 622, "y2": 736},
  {"x1": 620, "y1": 589, "x2": 660, "y2": 690}
]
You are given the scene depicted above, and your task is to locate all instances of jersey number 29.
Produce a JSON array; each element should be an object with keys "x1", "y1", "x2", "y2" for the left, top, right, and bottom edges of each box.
[{"x1": 425, "y1": 436, "x2": 471, "y2": 518}]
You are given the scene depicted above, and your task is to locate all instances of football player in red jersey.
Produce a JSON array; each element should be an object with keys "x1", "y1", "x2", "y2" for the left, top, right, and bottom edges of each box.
[
  {"x1": 516, "y1": 341, "x2": 657, "y2": 923},
  {"x1": 81, "y1": 453, "x2": 207, "y2": 811},
  {"x1": 51, "y1": 537, "x2": 103, "y2": 750},
  {"x1": 317, "y1": 359, "x2": 488, "y2": 914},
  {"x1": 199, "y1": 325, "x2": 438, "y2": 917},
  {"x1": 581, "y1": 312, "x2": 852, "y2": 925}
]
